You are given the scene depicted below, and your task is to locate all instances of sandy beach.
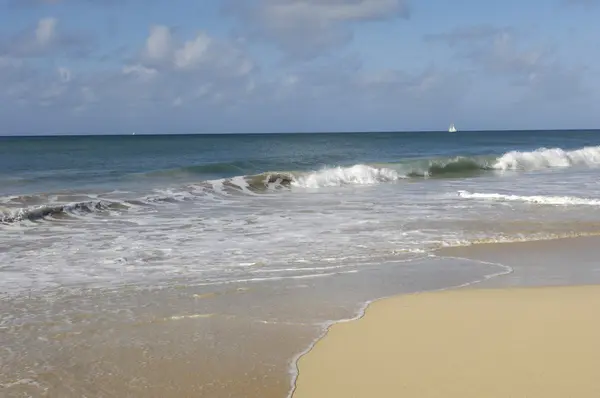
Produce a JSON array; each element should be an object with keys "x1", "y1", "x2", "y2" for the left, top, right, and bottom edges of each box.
[{"x1": 292, "y1": 284, "x2": 600, "y2": 398}]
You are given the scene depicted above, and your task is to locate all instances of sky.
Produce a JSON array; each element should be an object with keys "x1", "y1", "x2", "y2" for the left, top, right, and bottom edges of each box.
[{"x1": 0, "y1": 0, "x2": 599, "y2": 135}]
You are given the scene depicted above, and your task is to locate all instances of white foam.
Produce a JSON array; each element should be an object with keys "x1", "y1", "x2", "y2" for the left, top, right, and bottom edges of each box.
[
  {"x1": 5, "y1": 149, "x2": 600, "y2": 295},
  {"x1": 142, "y1": 189, "x2": 196, "y2": 204},
  {"x1": 251, "y1": 264, "x2": 353, "y2": 273},
  {"x1": 494, "y1": 145, "x2": 600, "y2": 171},
  {"x1": 292, "y1": 164, "x2": 403, "y2": 188},
  {"x1": 207, "y1": 179, "x2": 227, "y2": 196},
  {"x1": 457, "y1": 190, "x2": 600, "y2": 206},
  {"x1": 229, "y1": 176, "x2": 258, "y2": 195}
]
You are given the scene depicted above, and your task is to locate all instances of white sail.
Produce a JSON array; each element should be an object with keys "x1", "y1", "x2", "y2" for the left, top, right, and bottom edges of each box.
[{"x1": 448, "y1": 123, "x2": 457, "y2": 133}]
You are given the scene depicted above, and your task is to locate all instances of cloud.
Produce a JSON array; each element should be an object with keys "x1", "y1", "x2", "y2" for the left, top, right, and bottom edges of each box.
[
  {"x1": 7, "y1": 0, "x2": 126, "y2": 7},
  {"x1": 0, "y1": 32, "x2": 467, "y2": 135},
  {"x1": 134, "y1": 25, "x2": 255, "y2": 76},
  {"x1": 1, "y1": 8, "x2": 595, "y2": 134},
  {"x1": 35, "y1": 17, "x2": 57, "y2": 45},
  {"x1": 0, "y1": 24, "x2": 259, "y2": 127},
  {"x1": 145, "y1": 25, "x2": 172, "y2": 61},
  {"x1": 562, "y1": 0, "x2": 600, "y2": 6},
  {"x1": 470, "y1": 32, "x2": 549, "y2": 77},
  {"x1": 0, "y1": 8, "x2": 470, "y2": 135},
  {"x1": 424, "y1": 25, "x2": 512, "y2": 46},
  {"x1": 227, "y1": 0, "x2": 411, "y2": 60},
  {"x1": 0, "y1": 56, "x2": 78, "y2": 111},
  {"x1": 0, "y1": 17, "x2": 93, "y2": 58},
  {"x1": 426, "y1": 25, "x2": 588, "y2": 102},
  {"x1": 121, "y1": 64, "x2": 157, "y2": 81},
  {"x1": 173, "y1": 33, "x2": 212, "y2": 69}
]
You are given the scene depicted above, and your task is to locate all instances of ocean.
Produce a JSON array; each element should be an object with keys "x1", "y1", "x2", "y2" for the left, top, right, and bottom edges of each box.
[{"x1": 3, "y1": 130, "x2": 600, "y2": 397}]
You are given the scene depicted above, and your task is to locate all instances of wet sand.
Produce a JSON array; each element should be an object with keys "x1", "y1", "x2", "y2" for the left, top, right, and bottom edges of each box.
[
  {"x1": 4, "y1": 236, "x2": 600, "y2": 397},
  {"x1": 438, "y1": 235, "x2": 600, "y2": 289},
  {"x1": 292, "y1": 284, "x2": 600, "y2": 398},
  {"x1": 292, "y1": 236, "x2": 600, "y2": 398},
  {"x1": 0, "y1": 256, "x2": 496, "y2": 397}
]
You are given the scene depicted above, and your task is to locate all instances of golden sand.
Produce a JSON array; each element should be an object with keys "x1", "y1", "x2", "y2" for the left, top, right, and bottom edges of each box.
[{"x1": 293, "y1": 285, "x2": 600, "y2": 398}]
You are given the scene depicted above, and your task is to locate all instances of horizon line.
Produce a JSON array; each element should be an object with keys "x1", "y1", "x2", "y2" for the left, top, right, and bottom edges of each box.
[{"x1": 1, "y1": 128, "x2": 600, "y2": 138}]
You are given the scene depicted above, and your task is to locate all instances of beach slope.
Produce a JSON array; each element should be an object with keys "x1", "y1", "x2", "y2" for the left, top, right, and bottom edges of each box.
[{"x1": 293, "y1": 285, "x2": 600, "y2": 398}]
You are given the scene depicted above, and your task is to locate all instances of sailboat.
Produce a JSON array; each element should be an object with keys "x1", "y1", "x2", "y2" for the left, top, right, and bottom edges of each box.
[{"x1": 448, "y1": 123, "x2": 457, "y2": 133}]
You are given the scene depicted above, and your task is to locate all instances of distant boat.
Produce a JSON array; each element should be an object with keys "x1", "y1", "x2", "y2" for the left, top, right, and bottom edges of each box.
[{"x1": 448, "y1": 123, "x2": 457, "y2": 133}]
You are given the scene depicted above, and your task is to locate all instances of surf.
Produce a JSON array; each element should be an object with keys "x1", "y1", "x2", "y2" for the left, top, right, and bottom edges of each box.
[
  {"x1": 0, "y1": 200, "x2": 129, "y2": 224},
  {"x1": 4, "y1": 144, "x2": 600, "y2": 225}
]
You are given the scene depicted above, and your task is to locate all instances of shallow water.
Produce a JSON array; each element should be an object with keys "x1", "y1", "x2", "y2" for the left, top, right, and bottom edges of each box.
[{"x1": 1, "y1": 256, "x2": 504, "y2": 397}]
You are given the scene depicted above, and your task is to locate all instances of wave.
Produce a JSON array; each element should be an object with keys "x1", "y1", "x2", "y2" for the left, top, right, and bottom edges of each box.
[
  {"x1": 291, "y1": 165, "x2": 403, "y2": 188},
  {"x1": 142, "y1": 161, "x2": 252, "y2": 178},
  {"x1": 242, "y1": 159, "x2": 491, "y2": 191},
  {"x1": 493, "y1": 145, "x2": 600, "y2": 171},
  {"x1": 403, "y1": 145, "x2": 600, "y2": 177},
  {"x1": 4, "y1": 144, "x2": 600, "y2": 225},
  {"x1": 457, "y1": 191, "x2": 600, "y2": 206},
  {"x1": 404, "y1": 157, "x2": 493, "y2": 178},
  {"x1": 0, "y1": 200, "x2": 128, "y2": 224},
  {"x1": 120, "y1": 144, "x2": 600, "y2": 191},
  {"x1": 147, "y1": 145, "x2": 600, "y2": 188},
  {"x1": 288, "y1": 144, "x2": 600, "y2": 187}
]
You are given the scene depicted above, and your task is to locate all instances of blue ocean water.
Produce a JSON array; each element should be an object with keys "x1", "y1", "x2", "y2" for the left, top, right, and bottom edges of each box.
[
  {"x1": 4, "y1": 130, "x2": 600, "y2": 397},
  {"x1": 2, "y1": 130, "x2": 600, "y2": 293},
  {"x1": 1, "y1": 130, "x2": 598, "y2": 197}
]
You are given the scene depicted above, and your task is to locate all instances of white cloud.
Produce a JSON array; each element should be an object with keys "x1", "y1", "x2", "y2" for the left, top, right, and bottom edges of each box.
[
  {"x1": 145, "y1": 25, "x2": 172, "y2": 60},
  {"x1": 174, "y1": 33, "x2": 212, "y2": 69},
  {"x1": 9, "y1": 0, "x2": 126, "y2": 7},
  {"x1": 134, "y1": 25, "x2": 256, "y2": 79},
  {"x1": 0, "y1": 17, "x2": 91, "y2": 59},
  {"x1": 476, "y1": 32, "x2": 547, "y2": 75},
  {"x1": 122, "y1": 64, "x2": 157, "y2": 81},
  {"x1": 562, "y1": 0, "x2": 600, "y2": 6},
  {"x1": 228, "y1": 0, "x2": 410, "y2": 59},
  {"x1": 35, "y1": 17, "x2": 57, "y2": 46},
  {"x1": 1, "y1": 5, "x2": 598, "y2": 134},
  {"x1": 427, "y1": 26, "x2": 589, "y2": 103},
  {"x1": 263, "y1": 0, "x2": 407, "y2": 22},
  {"x1": 424, "y1": 25, "x2": 512, "y2": 46}
]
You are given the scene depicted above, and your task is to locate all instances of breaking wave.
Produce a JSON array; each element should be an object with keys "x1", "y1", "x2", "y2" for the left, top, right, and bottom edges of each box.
[
  {"x1": 292, "y1": 165, "x2": 403, "y2": 188},
  {"x1": 0, "y1": 200, "x2": 128, "y2": 224},
  {"x1": 136, "y1": 144, "x2": 600, "y2": 188},
  {"x1": 257, "y1": 144, "x2": 600, "y2": 188},
  {"x1": 3, "y1": 145, "x2": 600, "y2": 225},
  {"x1": 494, "y1": 145, "x2": 600, "y2": 171},
  {"x1": 457, "y1": 191, "x2": 600, "y2": 206}
]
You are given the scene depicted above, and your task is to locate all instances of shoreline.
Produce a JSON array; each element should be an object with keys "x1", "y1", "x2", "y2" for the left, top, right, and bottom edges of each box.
[
  {"x1": 292, "y1": 283, "x2": 600, "y2": 397},
  {"x1": 285, "y1": 242, "x2": 515, "y2": 398},
  {"x1": 4, "y1": 233, "x2": 599, "y2": 397},
  {"x1": 288, "y1": 234, "x2": 600, "y2": 398},
  {"x1": 437, "y1": 230, "x2": 600, "y2": 254}
]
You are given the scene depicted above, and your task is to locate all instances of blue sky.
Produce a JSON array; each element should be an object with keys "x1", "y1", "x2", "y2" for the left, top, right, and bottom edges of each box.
[{"x1": 0, "y1": 0, "x2": 599, "y2": 134}]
